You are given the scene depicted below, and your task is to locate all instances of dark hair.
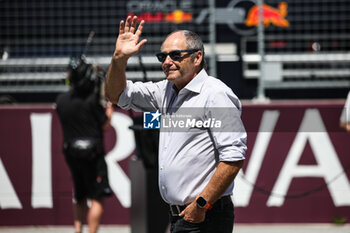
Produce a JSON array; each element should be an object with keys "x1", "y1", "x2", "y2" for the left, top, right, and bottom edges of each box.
[
  {"x1": 68, "y1": 57, "x2": 105, "y2": 95},
  {"x1": 68, "y1": 57, "x2": 95, "y2": 94}
]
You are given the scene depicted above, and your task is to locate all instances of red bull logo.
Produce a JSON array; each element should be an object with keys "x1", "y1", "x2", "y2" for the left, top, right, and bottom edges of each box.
[
  {"x1": 245, "y1": 2, "x2": 289, "y2": 28},
  {"x1": 127, "y1": 10, "x2": 192, "y2": 24},
  {"x1": 165, "y1": 10, "x2": 192, "y2": 24}
]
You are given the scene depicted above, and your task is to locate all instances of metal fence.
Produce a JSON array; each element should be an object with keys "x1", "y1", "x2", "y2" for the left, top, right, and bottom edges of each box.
[
  {"x1": 1, "y1": 0, "x2": 350, "y2": 97},
  {"x1": 0, "y1": 0, "x2": 210, "y2": 93},
  {"x1": 242, "y1": 0, "x2": 350, "y2": 93}
]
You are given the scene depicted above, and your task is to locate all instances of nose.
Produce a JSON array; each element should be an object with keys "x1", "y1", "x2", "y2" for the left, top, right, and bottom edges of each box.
[
  {"x1": 162, "y1": 56, "x2": 174, "y2": 72},
  {"x1": 163, "y1": 54, "x2": 173, "y2": 64}
]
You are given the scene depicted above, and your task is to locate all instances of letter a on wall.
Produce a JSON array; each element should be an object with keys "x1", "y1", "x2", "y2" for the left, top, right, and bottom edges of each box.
[{"x1": 267, "y1": 109, "x2": 350, "y2": 207}]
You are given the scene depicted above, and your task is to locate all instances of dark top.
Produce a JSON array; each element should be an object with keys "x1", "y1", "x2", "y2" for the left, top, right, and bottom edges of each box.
[{"x1": 56, "y1": 89, "x2": 107, "y2": 143}]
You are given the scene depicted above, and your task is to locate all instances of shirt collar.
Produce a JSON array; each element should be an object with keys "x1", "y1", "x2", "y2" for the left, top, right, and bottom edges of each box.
[{"x1": 183, "y1": 69, "x2": 208, "y2": 94}]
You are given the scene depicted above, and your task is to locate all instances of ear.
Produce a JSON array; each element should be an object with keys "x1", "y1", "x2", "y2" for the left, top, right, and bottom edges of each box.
[{"x1": 194, "y1": 50, "x2": 203, "y2": 67}]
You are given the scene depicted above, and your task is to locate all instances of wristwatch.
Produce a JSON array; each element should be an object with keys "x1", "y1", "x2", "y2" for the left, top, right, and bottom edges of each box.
[{"x1": 196, "y1": 196, "x2": 212, "y2": 210}]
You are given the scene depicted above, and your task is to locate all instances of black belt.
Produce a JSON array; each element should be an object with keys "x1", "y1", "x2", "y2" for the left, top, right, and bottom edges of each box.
[{"x1": 169, "y1": 195, "x2": 232, "y2": 217}]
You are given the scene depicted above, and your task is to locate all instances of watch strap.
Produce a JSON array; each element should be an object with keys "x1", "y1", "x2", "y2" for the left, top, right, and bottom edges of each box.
[{"x1": 203, "y1": 202, "x2": 212, "y2": 210}]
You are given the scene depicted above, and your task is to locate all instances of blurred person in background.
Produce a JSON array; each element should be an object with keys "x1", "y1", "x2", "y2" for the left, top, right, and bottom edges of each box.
[
  {"x1": 56, "y1": 58, "x2": 113, "y2": 233},
  {"x1": 340, "y1": 91, "x2": 350, "y2": 132},
  {"x1": 105, "y1": 16, "x2": 247, "y2": 233}
]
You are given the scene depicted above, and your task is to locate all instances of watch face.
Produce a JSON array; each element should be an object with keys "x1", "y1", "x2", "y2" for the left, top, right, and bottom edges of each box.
[{"x1": 196, "y1": 196, "x2": 207, "y2": 208}]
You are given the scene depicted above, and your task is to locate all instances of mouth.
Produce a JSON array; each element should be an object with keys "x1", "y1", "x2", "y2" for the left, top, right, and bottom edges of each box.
[
  {"x1": 163, "y1": 65, "x2": 178, "y2": 76},
  {"x1": 167, "y1": 68, "x2": 178, "y2": 73}
]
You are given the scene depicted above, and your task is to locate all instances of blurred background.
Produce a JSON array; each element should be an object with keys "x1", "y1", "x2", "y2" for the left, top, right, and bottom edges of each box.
[
  {"x1": 1, "y1": 0, "x2": 350, "y2": 102},
  {"x1": 1, "y1": 0, "x2": 350, "y2": 232}
]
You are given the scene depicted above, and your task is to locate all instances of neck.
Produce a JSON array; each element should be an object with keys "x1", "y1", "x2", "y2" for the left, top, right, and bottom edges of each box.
[{"x1": 173, "y1": 69, "x2": 200, "y2": 90}]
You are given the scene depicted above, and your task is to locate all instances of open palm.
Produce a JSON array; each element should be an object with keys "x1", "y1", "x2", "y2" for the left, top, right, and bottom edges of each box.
[{"x1": 114, "y1": 16, "x2": 147, "y2": 58}]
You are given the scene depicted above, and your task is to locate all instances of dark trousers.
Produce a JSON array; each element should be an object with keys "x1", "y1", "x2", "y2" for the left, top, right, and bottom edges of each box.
[{"x1": 169, "y1": 198, "x2": 234, "y2": 233}]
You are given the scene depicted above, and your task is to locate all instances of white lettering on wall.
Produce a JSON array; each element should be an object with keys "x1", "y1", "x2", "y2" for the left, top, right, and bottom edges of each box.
[
  {"x1": 30, "y1": 113, "x2": 53, "y2": 208},
  {"x1": 234, "y1": 110, "x2": 280, "y2": 207},
  {"x1": 1, "y1": 108, "x2": 349, "y2": 211},
  {"x1": 267, "y1": 109, "x2": 350, "y2": 206},
  {"x1": 105, "y1": 112, "x2": 136, "y2": 208},
  {"x1": 0, "y1": 158, "x2": 22, "y2": 209}
]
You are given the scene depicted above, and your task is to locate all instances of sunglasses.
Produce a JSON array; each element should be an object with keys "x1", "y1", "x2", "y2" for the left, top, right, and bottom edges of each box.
[{"x1": 156, "y1": 49, "x2": 199, "y2": 63}]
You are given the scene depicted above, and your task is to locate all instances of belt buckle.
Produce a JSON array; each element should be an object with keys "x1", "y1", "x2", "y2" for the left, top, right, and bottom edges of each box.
[{"x1": 170, "y1": 205, "x2": 181, "y2": 216}]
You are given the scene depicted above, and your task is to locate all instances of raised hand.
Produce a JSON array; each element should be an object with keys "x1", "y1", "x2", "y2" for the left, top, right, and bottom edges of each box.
[
  {"x1": 114, "y1": 16, "x2": 147, "y2": 59},
  {"x1": 106, "y1": 16, "x2": 147, "y2": 103}
]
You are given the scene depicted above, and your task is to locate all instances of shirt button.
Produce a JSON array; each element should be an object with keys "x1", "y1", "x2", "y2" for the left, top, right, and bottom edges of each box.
[
  {"x1": 161, "y1": 186, "x2": 165, "y2": 190},
  {"x1": 160, "y1": 166, "x2": 163, "y2": 170}
]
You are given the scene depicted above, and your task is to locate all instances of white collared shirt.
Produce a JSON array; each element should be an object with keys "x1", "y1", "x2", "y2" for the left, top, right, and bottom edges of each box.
[{"x1": 118, "y1": 69, "x2": 247, "y2": 205}]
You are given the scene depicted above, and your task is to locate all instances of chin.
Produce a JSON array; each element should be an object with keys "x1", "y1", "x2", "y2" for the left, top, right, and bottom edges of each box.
[{"x1": 166, "y1": 75, "x2": 176, "y2": 81}]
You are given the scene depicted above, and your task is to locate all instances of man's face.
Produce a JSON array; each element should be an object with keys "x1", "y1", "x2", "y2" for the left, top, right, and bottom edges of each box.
[{"x1": 160, "y1": 32, "x2": 198, "y2": 90}]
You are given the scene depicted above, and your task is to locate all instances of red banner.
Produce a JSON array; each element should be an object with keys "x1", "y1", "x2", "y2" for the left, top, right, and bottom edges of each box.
[{"x1": 0, "y1": 100, "x2": 349, "y2": 225}]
